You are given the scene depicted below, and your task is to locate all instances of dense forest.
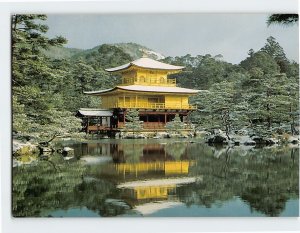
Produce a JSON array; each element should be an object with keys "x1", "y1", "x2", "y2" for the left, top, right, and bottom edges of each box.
[{"x1": 12, "y1": 14, "x2": 299, "y2": 142}]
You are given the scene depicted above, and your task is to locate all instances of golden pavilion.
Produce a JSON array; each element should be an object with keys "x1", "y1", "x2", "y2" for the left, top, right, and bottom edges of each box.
[{"x1": 80, "y1": 57, "x2": 199, "y2": 133}]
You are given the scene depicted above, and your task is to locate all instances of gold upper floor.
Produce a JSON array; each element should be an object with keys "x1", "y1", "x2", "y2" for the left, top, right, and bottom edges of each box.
[{"x1": 119, "y1": 68, "x2": 178, "y2": 86}]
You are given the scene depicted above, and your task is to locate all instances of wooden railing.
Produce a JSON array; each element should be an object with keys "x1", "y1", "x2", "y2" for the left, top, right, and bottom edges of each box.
[
  {"x1": 121, "y1": 77, "x2": 176, "y2": 86},
  {"x1": 167, "y1": 79, "x2": 176, "y2": 85},
  {"x1": 87, "y1": 125, "x2": 111, "y2": 131},
  {"x1": 143, "y1": 122, "x2": 165, "y2": 129},
  {"x1": 114, "y1": 102, "x2": 196, "y2": 110}
]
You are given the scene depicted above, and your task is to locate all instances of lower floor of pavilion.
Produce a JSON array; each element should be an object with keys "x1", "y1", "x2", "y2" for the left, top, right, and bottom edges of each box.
[{"x1": 76, "y1": 108, "x2": 194, "y2": 133}]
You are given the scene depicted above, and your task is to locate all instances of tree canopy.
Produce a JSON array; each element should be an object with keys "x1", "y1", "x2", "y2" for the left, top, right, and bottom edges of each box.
[{"x1": 267, "y1": 14, "x2": 298, "y2": 26}]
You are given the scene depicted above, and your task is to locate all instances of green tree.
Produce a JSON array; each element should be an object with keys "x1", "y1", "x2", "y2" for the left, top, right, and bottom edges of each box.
[
  {"x1": 124, "y1": 109, "x2": 144, "y2": 135},
  {"x1": 192, "y1": 81, "x2": 237, "y2": 139},
  {"x1": 12, "y1": 14, "x2": 66, "y2": 87},
  {"x1": 260, "y1": 36, "x2": 289, "y2": 73},
  {"x1": 240, "y1": 51, "x2": 280, "y2": 75},
  {"x1": 166, "y1": 54, "x2": 235, "y2": 90},
  {"x1": 73, "y1": 44, "x2": 132, "y2": 70},
  {"x1": 12, "y1": 14, "x2": 82, "y2": 140},
  {"x1": 240, "y1": 73, "x2": 298, "y2": 135},
  {"x1": 267, "y1": 14, "x2": 298, "y2": 26},
  {"x1": 165, "y1": 114, "x2": 186, "y2": 135}
]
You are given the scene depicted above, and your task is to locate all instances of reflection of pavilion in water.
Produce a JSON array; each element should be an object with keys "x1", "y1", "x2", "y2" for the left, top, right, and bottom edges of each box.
[
  {"x1": 80, "y1": 142, "x2": 197, "y2": 205},
  {"x1": 113, "y1": 143, "x2": 196, "y2": 205},
  {"x1": 115, "y1": 160, "x2": 195, "y2": 177},
  {"x1": 78, "y1": 141, "x2": 192, "y2": 165},
  {"x1": 119, "y1": 176, "x2": 199, "y2": 204},
  {"x1": 129, "y1": 185, "x2": 175, "y2": 200},
  {"x1": 110, "y1": 142, "x2": 195, "y2": 177}
]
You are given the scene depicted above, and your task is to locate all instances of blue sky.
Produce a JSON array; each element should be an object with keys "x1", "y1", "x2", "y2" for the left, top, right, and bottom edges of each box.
[{"x1": 45, "y1": 13, "x2": 298, "y2": 64}]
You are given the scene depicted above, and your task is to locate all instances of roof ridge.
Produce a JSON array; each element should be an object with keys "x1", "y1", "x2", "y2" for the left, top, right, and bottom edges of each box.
[{"x1": 105, "y1": 57, "x2": 184, "y2": 72}]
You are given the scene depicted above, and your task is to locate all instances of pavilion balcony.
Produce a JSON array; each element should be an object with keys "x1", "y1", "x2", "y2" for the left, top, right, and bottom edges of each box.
[
  {"x1": 120, "y1": 77, "x2": 176, "y2": 86},
  {"x1": 113, "y1": 101, "x2": 197, "y2": 110}
]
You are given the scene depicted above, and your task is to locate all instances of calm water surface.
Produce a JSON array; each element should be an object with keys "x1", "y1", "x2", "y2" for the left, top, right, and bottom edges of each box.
[{"x1": 12, "y1": 139, "x2": 299, "y2": 217}]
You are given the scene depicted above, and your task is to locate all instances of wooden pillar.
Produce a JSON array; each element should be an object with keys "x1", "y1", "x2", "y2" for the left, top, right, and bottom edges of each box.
[
  {"x1": 135, "y1": 95, "x2": 137, "y2": 108},
  {"x1": 186, "y1": 111, "x2": 191, "y2": 123},
  {"x1": 123, "y1": 110, "x2": 126, "y2": 124},
  {"x1": 97, "y1": 117, "x2": 100, "y2": 133},
  {"x1": 164, "y1": 113, "x2": 167, "y2": 123},
  {"x1": 181, "y1": 97, "x2": 183, "y2": 109},
  {"x1": 86, "y1": 117, "x2": 89, "y2": 134},
  {"x1": 123, "y1": 94, "x2": 125, "y2": 107}
]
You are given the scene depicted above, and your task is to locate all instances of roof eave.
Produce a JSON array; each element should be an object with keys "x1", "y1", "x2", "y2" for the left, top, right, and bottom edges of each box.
[
  {"x1": 105, "y1": 63, "x2": 185, "y2": 73},
  {"x1": 117, "y1": 86, "x2": 199, "y2": 94},
  {"x1": 84, "y1": 87, "x2": 116, "y2": 95},
  {"x1": 133, "y1": 64, "x2": 184, "y2": 71}
]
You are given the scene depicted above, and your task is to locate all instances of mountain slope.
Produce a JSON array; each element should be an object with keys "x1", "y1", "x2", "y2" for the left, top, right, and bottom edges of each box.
[
  {"x1": 44, "y1": 42, "x2": 165, "y2": 61},
  {"x1": 113, "y1": 43, "x2": 165, "y2": 60},
  {"x1": 42, "y1": 46, "x2": 83, "y2": 59}
]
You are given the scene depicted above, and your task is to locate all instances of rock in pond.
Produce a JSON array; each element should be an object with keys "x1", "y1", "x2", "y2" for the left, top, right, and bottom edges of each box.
[
  {"x1": 62, "y1": 147, "x2": 74, "y2": 156},
  {"x1": 251, "y1": 136, "x2": 278, "y2": 145},
  {"x1": 244, "y1": 140, "x2": 256, "y2": 146},
  {"x1": 288, "y1": 136, "x2": 299, "y2": 144},
  {"x1": 13, "y1": 140, "x2": 39, "y2": 156},
  {"x1": 39, "y1": 147, "x2": 54, "y2": 155},
  {"x1": 206, "y1": 135, "x2": 228, "y2": 144}
]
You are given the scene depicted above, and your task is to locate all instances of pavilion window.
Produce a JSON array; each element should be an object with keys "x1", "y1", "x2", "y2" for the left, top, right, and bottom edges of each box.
[
  {"x1": 140, "y1": 76, "x2": 145, "y2": 83},
  {"x1": 148, "y1": 97, "x2": 159, "y2": 103}
]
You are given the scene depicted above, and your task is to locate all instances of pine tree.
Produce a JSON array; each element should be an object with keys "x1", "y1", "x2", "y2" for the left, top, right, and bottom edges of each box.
[
  {"x1": 11, "y1": 14, "x2": 82, "y2": 140},
  {"x1": 124, "y1": 109, "x2": 144, "y2": 135},
  {"x1": 192, "y1": 81, "x2": 236, "y2": 139},
  {"x1": 260, "y1": 36, "x2": 289, "y2": 73},
  {"x1": 165, "y1": 114, "x2": 185, "y2": 135}
]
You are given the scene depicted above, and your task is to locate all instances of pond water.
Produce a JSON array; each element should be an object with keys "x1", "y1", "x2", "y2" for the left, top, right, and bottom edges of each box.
[{"x1": 12, "y1": 139, "x2": 299, "y2": 217}]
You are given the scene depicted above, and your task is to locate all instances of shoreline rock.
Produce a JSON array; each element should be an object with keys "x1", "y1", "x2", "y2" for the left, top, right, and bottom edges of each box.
[
  {"x1": 203, "y1": 129, "x2": 298, "y2": 146},
  {"x1": 13, "y1": 140, "x2": 39, "y2": 157}
]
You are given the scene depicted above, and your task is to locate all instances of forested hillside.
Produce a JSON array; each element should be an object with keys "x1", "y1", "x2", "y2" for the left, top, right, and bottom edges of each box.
[
  {"x1": 12, "y1": 14, "x2": 299, "y2": 141},
  {"x1": 163, "y1": 37, "x2": 299, "y2": 137}
]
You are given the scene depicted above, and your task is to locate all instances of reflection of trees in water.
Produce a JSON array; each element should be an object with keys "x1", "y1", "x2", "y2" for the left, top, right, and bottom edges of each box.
[
  {"x1": 241, "y1": 186, "x2": 289, "y2": 217},
  {"x1": 164, "y1": 142, "x2": 188, "y2": 160},
  {"x1": 12, "y1": 155, "x2": 86, "y2": 217},
  {"x1": 13, "y1": 154, "x2": 124, "y2": 217},
  {"x1": 122, "y1": 143, "x2": 144, "y2": 163},
  {"x1": 237, "y1": 147, "x2": 299, "y2": 216},
  {"x1": 73, "y1": 180, "x2": 125, "y2": 217},
  {"x1": 178, "y1": 143, "x2": 299, "y2": 216},
  {"x1": 13, "y1": 142, "x2": 299, "y2": 217},
  {"x1": 109, "y1": 142, "x2": 145, "y2": 163}
]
